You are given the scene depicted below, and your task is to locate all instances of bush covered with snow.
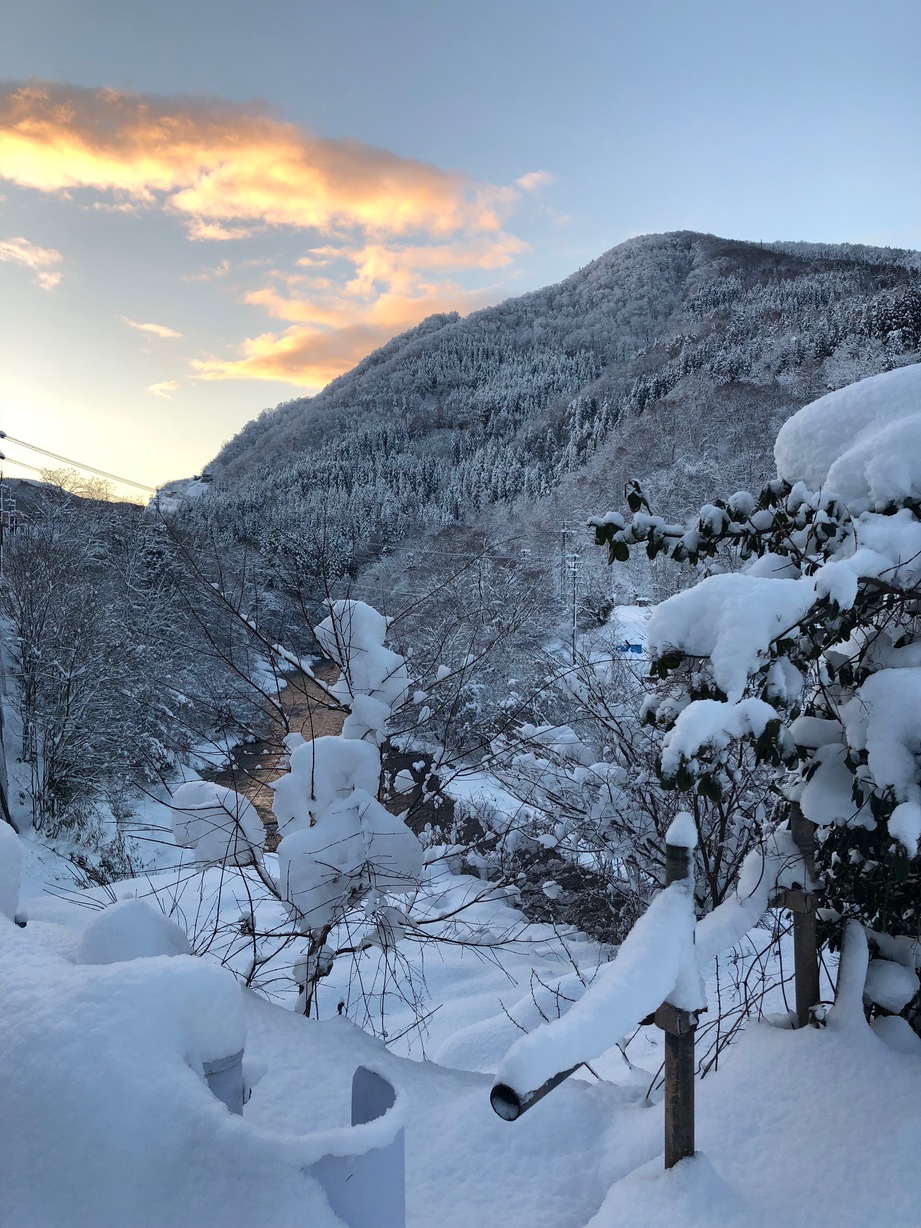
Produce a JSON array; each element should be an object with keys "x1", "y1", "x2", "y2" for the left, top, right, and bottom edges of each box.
[
  {"x1": 271, "y1": 601, "x2": 423, "y2": 1012},
  {"x1": 594, "y1": 363, "x2": 921, "y2": 1020},
  {"x1": 169, "y1": 780, "x2": 263, "y2": 866}
]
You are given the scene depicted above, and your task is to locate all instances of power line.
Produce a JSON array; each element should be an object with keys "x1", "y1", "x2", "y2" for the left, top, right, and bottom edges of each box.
[
  {"x1": 0, "y1": 431, "x2": 156, "y2": 493},
  {"x1": 0, "y1": 456, "x2": 46, "y2": 478}
]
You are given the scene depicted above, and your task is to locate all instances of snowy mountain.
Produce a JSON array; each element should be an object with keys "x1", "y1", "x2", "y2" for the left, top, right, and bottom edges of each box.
[{"x1": 190, "y1": 231, "x2": 921, "y2": 601}]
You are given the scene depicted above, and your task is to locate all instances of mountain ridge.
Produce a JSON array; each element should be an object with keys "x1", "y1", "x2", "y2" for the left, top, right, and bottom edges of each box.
[{"x1": 196, "y1": 229, "x2": 921, "y2": 588}]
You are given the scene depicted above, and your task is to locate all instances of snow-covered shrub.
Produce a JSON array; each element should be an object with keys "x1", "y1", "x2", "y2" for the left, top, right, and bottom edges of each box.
[
  {"x1": 271, "y1": 736, "x2": 381, "y2": 836},
  {"x1": 169, "y1": 781, "x2": 263, "y2": 866},
  {"x1": 314, "y1": 600, "x2": 410, "y2": 744},
  {"x1": 593, "y1": 363, "x2": 921, "y2": 1024},
  {"x1": 484, "y1": 636, "x2": 770, "y2": 943},
  {"x1": 271, "y1": 601, "x2": 423, "y2": 1013}
]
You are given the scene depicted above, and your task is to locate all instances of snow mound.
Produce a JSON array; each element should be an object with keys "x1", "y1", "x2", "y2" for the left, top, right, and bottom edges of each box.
[
  {"x1": 0, "y1": 921, "x2": 345, "y2": 1228},
  {"x1": 76, "y1": 899, "x2": 191, "y2": 965},
  {"x1": 864, "y1": 959, "x2": 920, "y2": 1013},
  {"x1": 169, "y1": 780, "x2": 263, "y2": 865},
  {"x1": 774, "y1": 363, "x2": 921, "y2": 511}
]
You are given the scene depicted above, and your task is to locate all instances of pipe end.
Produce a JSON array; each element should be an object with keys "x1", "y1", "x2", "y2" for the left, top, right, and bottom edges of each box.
[{"x1": 490, "y1": 1083, "x2": 523, "y2": 1122}]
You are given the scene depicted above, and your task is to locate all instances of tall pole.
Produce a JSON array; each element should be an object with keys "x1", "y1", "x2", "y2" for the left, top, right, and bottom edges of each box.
[
  {"x1": 0, "y1": 470, "x2": 6, "y2": 579},
  {"x1": 656, "y1": 838, "x2": 697, "y2": 1168},
  {"x1": 571, "y1": 556, "x2": 577, "y2": 659},
  {"x1": 790, "y1": 803, "x2": 820, "y2": 1028}
]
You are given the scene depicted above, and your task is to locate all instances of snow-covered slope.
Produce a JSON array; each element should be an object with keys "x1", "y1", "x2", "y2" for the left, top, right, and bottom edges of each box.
[{"x1": 185, "y1": 231, "x2": 921, "y2": 596}]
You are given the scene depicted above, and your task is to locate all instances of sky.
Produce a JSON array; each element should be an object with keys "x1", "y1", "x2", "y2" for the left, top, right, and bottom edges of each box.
[{"x1": 1, "y1": 0, "x2": 919, "y2": 496}]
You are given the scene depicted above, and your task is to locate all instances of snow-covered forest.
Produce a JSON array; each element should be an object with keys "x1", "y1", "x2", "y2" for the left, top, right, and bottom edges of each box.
[{"x1": 3, "y1": 232, "x2": 921, "y2": 1227}]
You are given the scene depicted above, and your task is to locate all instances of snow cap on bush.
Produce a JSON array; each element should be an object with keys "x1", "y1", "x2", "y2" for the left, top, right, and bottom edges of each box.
[
  {"x1": 314, "y1": 600, "x2": 410, "y2": 744},
  {"x1": 270, "y1": 736, "x2": 381, "y2": 839},
  {"x1": 774, "y1": 363, "x2": 921, "y2": 511},
  {"x1": 169, "y1": 780, "x2": 263, "y2": 866},
  {"x1": 277, "y1": 789, "x2": 423, "y2": 932}
]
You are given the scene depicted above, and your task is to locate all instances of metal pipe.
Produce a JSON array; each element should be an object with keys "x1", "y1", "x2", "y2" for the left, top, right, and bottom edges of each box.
[{"x1": 490, "y1": 1062, "x2": 583, "y2": 1121}]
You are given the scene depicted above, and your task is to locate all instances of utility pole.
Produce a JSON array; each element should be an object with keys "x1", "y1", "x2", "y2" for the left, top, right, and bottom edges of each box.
[{"x1": 569, "y1": 553, "x2": 579, "y2": 659}]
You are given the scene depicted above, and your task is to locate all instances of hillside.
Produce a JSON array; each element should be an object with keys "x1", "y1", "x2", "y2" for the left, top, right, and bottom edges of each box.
[{"x1": 194, "y1": 230, "x2": 921, "y2": 601}]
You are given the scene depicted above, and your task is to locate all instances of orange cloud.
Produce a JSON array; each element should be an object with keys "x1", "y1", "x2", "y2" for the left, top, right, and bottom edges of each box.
[
  {"x1": 192, "y1": 234, "x2": 529, "y2": 387},
  {"x1": 185, "y1": 219, "x2": 260, "y2": 242},
  {"x1": 192, "y1": 326, "x2": 391, "y2": 388},
  {"x1": 147, "y1": 380, "x2": 180, "y2": 397},
  {"x1": 191, "y1": 283, "x2": 500, "y2": 389},
  {"x1": 0, "y1": 81, "x2": 502, "y2": 238},
  {"x1": 0, "y1": 234, "x2": 62, "y2": 288},
  {"x1": 122, "y1": 316, "x2": 182, "y2": 339},
  {"x1": 0, "y1": 82, "x2": 549, "y2": 390}
]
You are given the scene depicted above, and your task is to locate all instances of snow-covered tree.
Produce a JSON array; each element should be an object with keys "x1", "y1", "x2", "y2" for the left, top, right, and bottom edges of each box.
[
  {"x1": 593, "y1": 363, "x2": 921, "y2": 1028},
  {"x1": 270, "y1": 601, "x2": 423, "y2": 1015}
]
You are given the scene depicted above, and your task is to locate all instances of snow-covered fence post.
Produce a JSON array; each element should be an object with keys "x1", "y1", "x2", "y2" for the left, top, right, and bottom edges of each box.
[
  {"x1": 655, "y1": 822, "x2": 698, "y2": 1168},
  {"x1": 490, "y1": 813, "x2": 704, "y2": 1167},
  {"x1": 788, "y1": 803, "x2": 820, "y2": 1028}
]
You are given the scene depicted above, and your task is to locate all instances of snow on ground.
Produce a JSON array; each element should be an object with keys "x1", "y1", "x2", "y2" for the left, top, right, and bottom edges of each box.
[
  {"x1": 589, "y1": 1014, "x2": 921, "y2": 1228},
  {"x1": 609, "y1": 604, "x2": 651, "y2": 658},
  {"x1": 8, "y1": 815, "x2": 920, "y2": 1228}
]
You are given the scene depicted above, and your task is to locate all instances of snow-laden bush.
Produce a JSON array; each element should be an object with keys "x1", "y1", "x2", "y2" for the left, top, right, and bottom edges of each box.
[
  {"x1": 271, "y1": 601, "x2": 423, "y2": 1013},
  {"x1": 481, "y1": 632, "x2": 770, "y2": 944},
  {"x1": 169, "y1": 780, "x2": 263, "y2": 866},
  {"x1": 314, "y1": 600, "x2": 410, "y2": 744},
  {"x1": 593, "y1": 363, "x2": 921, "y2": 1026}
]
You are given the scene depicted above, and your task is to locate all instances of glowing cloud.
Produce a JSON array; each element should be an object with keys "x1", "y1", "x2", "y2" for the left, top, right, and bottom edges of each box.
[
  {"x1": 516, "y1": 170, "x2": 555, "y2": 192},
  {"x1": 191, "y1": 283, "x2": 498, "y2": 388},
  {"x1": 147, "y1": 380, "x2": 180, "y2": 398},
  {"x1": 0, "y1": 81, "x2": 502, "y2": 238},
  {"x1": 185, "y1": 220, "x2": 260, "y2": 242},
  {"x1": 191, "y1": 236, "x2": 528, "y2": 387},
  {"x1": 0, "y1": 235, "x2": 62, "y2": 289},
  {"x1": 122, "y1": 317, "x2": 182, "y2": 339},
  {"x1": 0, "y1": 81, "x2": 549, "y2": 389}
]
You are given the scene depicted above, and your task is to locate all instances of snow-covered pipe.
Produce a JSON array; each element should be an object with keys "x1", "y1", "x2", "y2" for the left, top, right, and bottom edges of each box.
[
  {"x1": 490, "y1": 1062, "x2": 583, "y2": 1122},
  {"x1": 203, "y1": 1048, "x2": 245, "y2": 1116},
  {"x1": 312, "y1": 1067, "x2": 405, "y2": 1228},
  {"x1": 491, "y1": 816, "x2": 702, "y2": 1122}
]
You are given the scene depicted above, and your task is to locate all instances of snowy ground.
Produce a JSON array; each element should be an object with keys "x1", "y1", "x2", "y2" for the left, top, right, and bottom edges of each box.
[
  {"x1": 6, "y1": 811, "x2": 920, "y2": 1228},
  {"x1": 4, "y1": 582, "x2": 918, "y2": 1227}
]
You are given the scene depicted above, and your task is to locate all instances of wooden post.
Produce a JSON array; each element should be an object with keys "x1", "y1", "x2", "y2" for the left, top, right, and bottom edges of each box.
[
  {"x1": 656, "y1": 838, "x2": 697, "y2": 1168},
  {"x1": 790, "y1": 804, "x2": 820, "y2": 1028}
]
